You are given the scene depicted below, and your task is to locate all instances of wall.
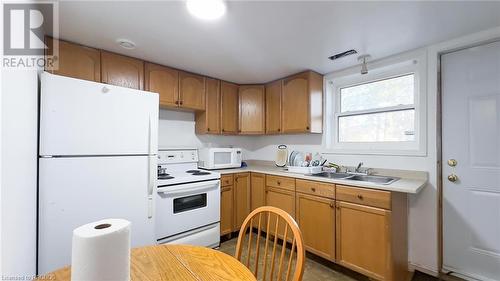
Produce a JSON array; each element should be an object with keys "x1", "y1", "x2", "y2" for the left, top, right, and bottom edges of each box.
[
  {"x1": 158, "y1": 109, "x2": 257, "y2": 156},
  {"x1": 0, "y1": 69, "x2": 39, "y2": 277}
]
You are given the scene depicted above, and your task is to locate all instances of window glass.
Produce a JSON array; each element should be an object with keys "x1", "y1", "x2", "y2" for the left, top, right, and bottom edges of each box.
[
  {"x1": 340, "y1": 74, "x2": 414, "y2": 112},
  {"x1": 339, "y1": 109, "x2": 415, "y2": 142}
]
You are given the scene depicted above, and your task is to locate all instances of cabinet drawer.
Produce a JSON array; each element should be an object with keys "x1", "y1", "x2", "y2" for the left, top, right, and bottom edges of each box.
[
  {"x1": 296, "y1": 179, "x2": 335, "y2": 199},
  {"x1": 336, "y1": 185, "x2": 391, "y2": 210},
  {"x1": 221, "y1": 174, "x2": 234, "y2": 187},
  {"x1": 266, "y1": 175, "x2": 295, "y2": 191}
]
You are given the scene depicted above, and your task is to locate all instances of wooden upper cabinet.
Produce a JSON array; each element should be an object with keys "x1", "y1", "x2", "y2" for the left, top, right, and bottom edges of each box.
[
  {"x1": 239, "y1": 85, "x2": 265, "y2": 134},
  {"x1": 282, "y1": 71, "x2": 323, "y2": 133},
  {"x1": 265, "y1": 80, "x2": 282, "y2": 134},
  {"x1": 233, "y1": 173, "x2": 251, "y2": 231},
  {"x1": 195, "y1": 78, "x2": 220, "y2": 134},
  {"x1": 45, "y1": 37, "x2": 100, "y2": 82},
  {"x1": 145, "y1": 63, "x2": 179, "y2": 108},
  {"x1": 220, "y1": 81, "x2": 239, "y2": 134},
  {"x1": 179, "y1": 71, "x2": 205, "y2": 110},
  {"x1": 101, "y1": 51, "x2": 144, "y2": 90}
]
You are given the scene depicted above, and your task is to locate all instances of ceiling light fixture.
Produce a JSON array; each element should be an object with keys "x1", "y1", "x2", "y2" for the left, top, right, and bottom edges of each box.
[
  {"x1": 186, "y1": 0, "x2": 226, "y2": 20},
  {"x1": 117, "y1": 39, "x2": 136, "y2": 49},
  {"x1": 358, "y1": 54, "x2": 371, "y2": 75}
]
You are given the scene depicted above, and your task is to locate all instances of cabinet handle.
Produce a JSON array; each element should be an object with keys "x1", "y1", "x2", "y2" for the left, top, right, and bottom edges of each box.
[
  {"x1": 311, "y1": 187, "x2": 316, "y2": 192},
  {"x1": 357, "y1": 194, "x2": 364, "y2": 200},
  {"x1": 175, "y1": 100, "x2": 179, "y2": 105},
  {"x1": 277, "y1": 181, "x2": 281, "y2": 185},
  {"x1": 207, "y1": 128, "x2": 210, "y2": 132},
  {"x1": 278, "y1": 128, "x2": 281, "y2": 132},
  {"x1": 329, "y1": 203, "x2": 334, "y2": 208},
  {"x1": 306, "y1": 126, "x2": 310, "y2": 130},
  {"x1": 222, "y1": 129, "x2": 225, "y2": 132},
  {"x1": 179, "y1": 101, "x2": 183, "y2": 105}
]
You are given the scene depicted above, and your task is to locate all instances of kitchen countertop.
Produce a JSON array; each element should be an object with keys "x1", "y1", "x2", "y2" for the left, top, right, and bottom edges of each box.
[{"x1": 211, "y1": 160, "x2": 427, "y2": 194}]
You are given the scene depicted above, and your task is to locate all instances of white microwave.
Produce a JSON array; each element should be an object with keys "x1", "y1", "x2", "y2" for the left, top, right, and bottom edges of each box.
[{"x1": 198, "y1": 148, "x2": 242, "y2": 170}]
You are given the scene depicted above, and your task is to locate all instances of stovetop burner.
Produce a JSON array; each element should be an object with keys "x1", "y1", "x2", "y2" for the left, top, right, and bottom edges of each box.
[
  {"x1": 192, "y1": 171, "x2": 211, "y2": 176},
  {"x1": 186, "y1": 170, "x2": 200, "y2": 173},
  {"x1": 158, "y1": 174, "x2": 174, "y2": 180}
]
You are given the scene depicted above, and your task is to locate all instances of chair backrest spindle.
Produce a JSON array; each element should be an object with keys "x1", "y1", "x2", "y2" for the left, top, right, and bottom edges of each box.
[{"x1": 235, "y1": 206, "x2": 305, "y2": 281}]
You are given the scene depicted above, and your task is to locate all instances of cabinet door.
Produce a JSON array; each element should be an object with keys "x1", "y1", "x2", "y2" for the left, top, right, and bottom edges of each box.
[
  {"x1": 282, "y1": 72, "x2": 309, "y2": 133},
  {"x1": 179, "y1": 71, "x2": 205, "y2": 110},
  {"x1": 250, "y1": 173, "x2": 266, "y2": 211},
  {"x1": 296, "y1": 193, "x2": 335, "y2": 261},
  {"x1": 220, "y1": 81, "x2": 239, "y2": 134},
  {"x1": 101, "y1": 51, "x2": 144, "y2": 90},
  {"x1": 195, "y1": 78, "x2": 220, "y2": 134},
  {"x1": 239, "y1": 85, "x2": 265, "y2": 134},
  {"x1": 220, "y1": 185, "x2": 234, "y2": 236},
  {"x1": 145, "y1": 63, "x2": 179, "y2": 108},
  {"x1": 234, "y1": 173, "x2": 251, "y2": 231},
  {"x1": 265, "y1": 80, "x2": 282, "y2": 134},
  {"x1": 45, "y1": 38, "x2": 100, "y2": 82},
  {"x1": 265, "y1": 186, "x2": 295, "y2": 239},
  {"x1": 336, "y1": 201, "x2": 391, "y2": 280}
]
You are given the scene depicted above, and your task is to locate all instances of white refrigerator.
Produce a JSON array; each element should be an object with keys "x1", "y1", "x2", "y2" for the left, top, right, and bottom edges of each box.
[{"x1": 38, "y1": 72, "x2": 159, "y2": 274}]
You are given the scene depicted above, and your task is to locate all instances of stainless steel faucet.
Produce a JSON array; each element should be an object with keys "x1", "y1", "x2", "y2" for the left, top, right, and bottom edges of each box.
[{"x1": 355, "y1": 162, "x2": 363, "y2": 173}]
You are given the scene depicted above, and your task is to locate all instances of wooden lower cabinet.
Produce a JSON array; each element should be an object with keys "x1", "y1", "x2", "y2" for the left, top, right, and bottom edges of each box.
[
  {"x1": 265, "y1": 185, "x2": 295, "y2": 239},
  {"x1": 220, "y1": 185, "x2": 233, "y2": 236},
  {"x1": 296, "y1": 192, "x2": 335, "y2": 261},
  {"x1": 233, "y1": 173, "x2": 251, "y2": 231},
  {"x1": 218, "y1": 173, "x2": 409, "y2": 281},
  {"x1": 250, "y1": 173, "x2": 266, "y2": 211}
]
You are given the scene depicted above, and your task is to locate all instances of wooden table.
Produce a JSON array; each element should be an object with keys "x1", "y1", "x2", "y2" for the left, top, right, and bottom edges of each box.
[{"x1": 40, "y1": 244, "x2": 257, "y2": 281}]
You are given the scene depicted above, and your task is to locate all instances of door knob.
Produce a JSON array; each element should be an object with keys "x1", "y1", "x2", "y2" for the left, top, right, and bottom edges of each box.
[
  {"x1": 448, "y1": 174, "x2": 458, "y2": 182},
  {"x1": 447, "y1": 159, "x2": 458, "y2": 167}
]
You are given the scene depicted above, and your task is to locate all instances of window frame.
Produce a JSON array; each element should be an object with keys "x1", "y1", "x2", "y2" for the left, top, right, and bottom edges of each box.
[{"x1": 325, "y1": 57, "x2": 427, "y2": 156}]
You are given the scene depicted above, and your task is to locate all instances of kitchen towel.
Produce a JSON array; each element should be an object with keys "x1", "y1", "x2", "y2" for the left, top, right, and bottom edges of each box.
[{"x1": 71, "y1": 218, "x2": 131, "y2": 281}]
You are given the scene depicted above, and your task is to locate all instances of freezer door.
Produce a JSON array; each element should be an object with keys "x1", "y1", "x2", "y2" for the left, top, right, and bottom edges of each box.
[
  {"x1": 38, "y1": 156, "x2": 155, "y2": 274},
  {"x1": 40, "y1": 72, "x2": 158, "y2": 156}
]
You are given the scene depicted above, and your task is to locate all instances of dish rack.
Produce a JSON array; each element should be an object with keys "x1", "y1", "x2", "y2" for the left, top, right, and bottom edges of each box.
[{"x1": 286, "y1": 166, "x2": 323, "y2": 174}]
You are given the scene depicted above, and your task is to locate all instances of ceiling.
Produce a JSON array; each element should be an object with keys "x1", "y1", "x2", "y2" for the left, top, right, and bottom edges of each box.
[{"x1": 58, "y1": 1, "x2": 500, "y2": 84}]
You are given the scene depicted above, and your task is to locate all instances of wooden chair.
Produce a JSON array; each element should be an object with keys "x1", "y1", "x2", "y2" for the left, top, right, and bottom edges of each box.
[{"x1": 235, "y1": 206, "x2": 305, "y2": 281}]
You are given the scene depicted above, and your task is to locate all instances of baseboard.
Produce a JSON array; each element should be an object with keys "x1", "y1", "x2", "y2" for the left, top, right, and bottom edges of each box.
[{"x1": 408, "y1": 263, "x2": 439, "y2": 277}]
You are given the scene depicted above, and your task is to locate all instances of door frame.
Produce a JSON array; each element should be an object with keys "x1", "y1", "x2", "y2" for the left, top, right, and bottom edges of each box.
[{"x1": 437, "y1": 36, "x2": 500, "y2": 280}]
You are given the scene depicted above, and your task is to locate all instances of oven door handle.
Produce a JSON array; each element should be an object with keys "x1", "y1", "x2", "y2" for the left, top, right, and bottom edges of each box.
[{"x1": 157, "y1": 180, "x2": 220, "y2": 197}]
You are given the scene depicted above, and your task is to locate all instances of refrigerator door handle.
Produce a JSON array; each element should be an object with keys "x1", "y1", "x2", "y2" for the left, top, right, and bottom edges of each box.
[{"x1": 147, "y1": 115, "x2": 155, "y2": 219}]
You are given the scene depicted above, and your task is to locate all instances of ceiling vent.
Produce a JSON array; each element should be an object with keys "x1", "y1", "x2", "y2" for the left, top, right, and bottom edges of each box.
[{"x1": 328, "y1": 49, "x2": 357, "y2": 61}]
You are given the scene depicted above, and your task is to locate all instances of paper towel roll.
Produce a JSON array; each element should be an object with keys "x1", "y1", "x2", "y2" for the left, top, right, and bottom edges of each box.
[{"x1": 71, "y1": 218, "x2": 131, "y2": 281}]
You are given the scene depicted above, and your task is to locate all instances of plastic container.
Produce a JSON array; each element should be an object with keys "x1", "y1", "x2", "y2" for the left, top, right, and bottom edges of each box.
[{"x1": 286, "y1": 166, "x2": 323, "y2": 174}]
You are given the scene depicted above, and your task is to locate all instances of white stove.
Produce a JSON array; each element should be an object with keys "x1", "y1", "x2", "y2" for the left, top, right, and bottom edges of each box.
[{"x1": 156, "y1": 148, "x2": 220, "y2": 248}]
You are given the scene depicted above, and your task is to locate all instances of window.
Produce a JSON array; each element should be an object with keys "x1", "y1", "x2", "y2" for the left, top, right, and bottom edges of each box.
[
  {"x1": 338, "y1": 74, "x2": 416, "y2": 142},
  {"x1": 326, "y1": 56, "x2": 426, "y2": 156}
]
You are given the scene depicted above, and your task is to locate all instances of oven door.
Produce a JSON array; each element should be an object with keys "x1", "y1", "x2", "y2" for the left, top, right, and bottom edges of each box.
[{"x1": 155, "y1": 180, "x2": 220, "y2": 240}]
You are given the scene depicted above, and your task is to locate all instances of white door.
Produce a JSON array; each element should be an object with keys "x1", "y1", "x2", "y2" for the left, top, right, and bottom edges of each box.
[
  {"x1": 442, "y1": 40, "x2": 500, "y2": 281},
  {"x1": 39, "y1": 72, "x2": 158, "y2": 156},
  {"x1": 38, "y1": 156, "x2": 155, "y2": 274}
]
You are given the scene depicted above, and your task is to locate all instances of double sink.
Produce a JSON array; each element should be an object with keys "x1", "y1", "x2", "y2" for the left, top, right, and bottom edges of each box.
[{"x1": 311, "y1": 172, "x2": 400, "y2": 185}]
